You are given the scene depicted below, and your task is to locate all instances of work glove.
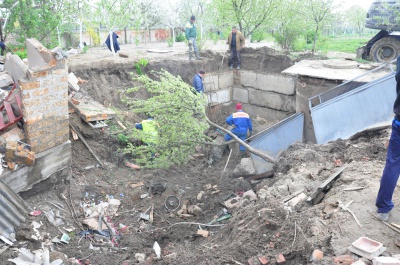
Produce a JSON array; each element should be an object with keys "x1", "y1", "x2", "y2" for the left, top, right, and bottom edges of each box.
[{"x1": 188, "y1": 39, "x2": 193, "y2": 45}]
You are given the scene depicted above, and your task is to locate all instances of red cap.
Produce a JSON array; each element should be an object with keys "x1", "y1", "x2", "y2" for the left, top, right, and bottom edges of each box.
[{"x1": 236, "y1": 103, "x2": 242, "y2": 111}]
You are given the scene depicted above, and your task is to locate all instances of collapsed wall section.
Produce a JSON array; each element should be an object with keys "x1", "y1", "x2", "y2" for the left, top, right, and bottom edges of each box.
[
  {"x1": 20, "y1": 40, "x2": 69, "y2": 153},
  {"x1": 1, "y1": 38, "x2": 71, "y2": 193}
]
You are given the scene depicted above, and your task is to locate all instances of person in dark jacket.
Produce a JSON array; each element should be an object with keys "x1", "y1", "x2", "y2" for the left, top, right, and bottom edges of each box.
[
  {"x1": 185, "y1": 15, "x2": 202, "y2": 60},
  {"x1": 105, "y1": 32, "x2": 120, "y2": 54},
  {"x1": 375, "y1": 56, "x2": 400, "y2": 221},
  {"x1": 227, "y1": 26, "x2": 245, "y2": 70},
  {"x1": 192, "y1": 70, "x2": 205, "y2": 93},
  {"x1": 225, "y1": 103, "x2": 252, "y2": 157}
]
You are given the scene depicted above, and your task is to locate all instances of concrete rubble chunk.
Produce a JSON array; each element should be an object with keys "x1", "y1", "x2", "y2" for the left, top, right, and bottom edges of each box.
[
  {"x1": 4, "y1": 53, "x2": 28, "y2": 83},
  {"x1": 68, "y1": 72, "x2": 80, "y2": 92},
  {"x1": 0, "y1": 72, "x2": 13, "y2": 88},
  {"x1": 310, "y1": 249, "x2": 324, "y2": 262},
  {"x1": 372, "y1": 256, "x2": 400, "y2": 265},
  {"x1": 287, "y1": 193, "x2": 307, "y2": 209},
  {"x1": 232, "y1": 158, "x2": 257, "y2": 177},
  {"x1": 26, "y1": 38, "x2": 55, "y2": 69}
]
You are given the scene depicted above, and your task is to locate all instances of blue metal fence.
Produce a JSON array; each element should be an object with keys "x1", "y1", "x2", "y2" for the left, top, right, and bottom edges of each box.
[
  {"x1": 250, "y1": 113, "x2": 304, "y2": 174},
  {"x1": 310, "y1": 73, "x2": 396, "y2": 144}
]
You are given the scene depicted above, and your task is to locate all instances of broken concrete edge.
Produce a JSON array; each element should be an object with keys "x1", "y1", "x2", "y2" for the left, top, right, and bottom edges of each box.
[
  {"x1": 0, "y1": 141, "x2": 71, "y2": 193},
  {"x1": 26, "y1": 38, "x2": 65, "y2": 70},
  {"x1": 4, "y1": 53, "x2": 28, "y2": 84}
]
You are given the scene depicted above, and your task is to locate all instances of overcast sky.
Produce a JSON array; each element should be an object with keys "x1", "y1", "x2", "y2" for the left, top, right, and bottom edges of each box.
[{"x1": 338, "y1": 0, "x2": 373, "y2": 10}]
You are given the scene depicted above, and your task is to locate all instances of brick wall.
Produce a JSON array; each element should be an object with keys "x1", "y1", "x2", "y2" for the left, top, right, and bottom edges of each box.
[{"x1": 18, "y1": 39, "x2": 69, "y2": 153}]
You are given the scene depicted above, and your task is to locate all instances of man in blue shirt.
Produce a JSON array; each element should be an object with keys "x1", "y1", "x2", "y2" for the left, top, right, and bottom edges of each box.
[
  {"x1": 225, "y1": 103, "x2": 252, "y2": 157},
  {"x1": 375, "y1": 56, "x2": 400, "y2": 221},
  {"x1": 192, "y1": 70, "x2": 205, "y2": 93}
]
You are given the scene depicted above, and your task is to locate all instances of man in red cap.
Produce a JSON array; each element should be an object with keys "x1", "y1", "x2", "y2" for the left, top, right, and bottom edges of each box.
[{"x1": 225, "y1": 103, "x2": 253, "y2": 157}]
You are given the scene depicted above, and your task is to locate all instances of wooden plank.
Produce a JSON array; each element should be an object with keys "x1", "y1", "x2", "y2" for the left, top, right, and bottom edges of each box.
[
  {"x1": 70, "y1": 128, "x2": 78, "y2": 141},
  {"x1": 117, "y1": 120, "x2": 127, "y2": 130},
  {"x1": 307, "y1": 166, "x2": 346, "y2": 203},
  {"x1": 69, "y1": 122, "x2": 104, "y2": 168},
  {"x1": 282, "y1": 189, "x2": 305, "y2": 203},
  {"x1": 245, "y1": 170, "x2": 274, "y2": 181}
]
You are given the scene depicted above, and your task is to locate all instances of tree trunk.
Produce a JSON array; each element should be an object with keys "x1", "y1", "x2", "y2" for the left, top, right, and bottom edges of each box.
[
  {"x1": 312, "y1": 24, "x2": 319, "y2": 55},
  {"x1": 206, "y1": 117, "x2": 278, "y2": 164},
  {"x1": 124, "y1": 27, "x2": 127, "y2": 45}
]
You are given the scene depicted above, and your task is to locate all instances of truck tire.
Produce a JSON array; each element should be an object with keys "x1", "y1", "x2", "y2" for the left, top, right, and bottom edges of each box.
[{"x1": 370, "y1": 37, "x2": 400, "y2": 63}]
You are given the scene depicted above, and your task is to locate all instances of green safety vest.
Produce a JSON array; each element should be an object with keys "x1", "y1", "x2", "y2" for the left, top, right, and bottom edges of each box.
[{"x1": 141, "y1": 119, "x2": 158, "y2": 144}]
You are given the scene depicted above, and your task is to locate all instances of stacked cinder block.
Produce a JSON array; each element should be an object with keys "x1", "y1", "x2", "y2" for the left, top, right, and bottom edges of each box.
[{"x1": 15, "y1": 39, "x2": 69, "y2": 153}]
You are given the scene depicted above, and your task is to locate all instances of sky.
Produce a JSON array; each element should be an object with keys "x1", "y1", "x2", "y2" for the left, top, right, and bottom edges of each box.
[{"x1": 337, "y1": 0, "x2": 373, "y2": 10}]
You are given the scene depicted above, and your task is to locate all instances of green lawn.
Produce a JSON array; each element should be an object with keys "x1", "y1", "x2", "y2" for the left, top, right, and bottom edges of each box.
[{"x1": 306, "y1": 36, "x2": 373, "y2": 53}]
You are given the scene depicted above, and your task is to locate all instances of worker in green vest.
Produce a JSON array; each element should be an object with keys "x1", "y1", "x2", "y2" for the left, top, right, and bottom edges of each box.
[{"x1": 135, "y1": 118, "x2": 158, "y2": 144}]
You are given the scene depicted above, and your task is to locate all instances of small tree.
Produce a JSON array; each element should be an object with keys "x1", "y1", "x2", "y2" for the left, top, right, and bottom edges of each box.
[
  {"x1": 121, "y1": 70, "x2": 278, "y2": 169},
  {"x1": 121, "y1": 70, "x2": 209, "y2": 168}
]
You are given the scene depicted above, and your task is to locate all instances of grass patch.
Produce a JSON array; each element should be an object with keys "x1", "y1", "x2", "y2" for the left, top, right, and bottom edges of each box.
[{"x1": 306, "y1": 36, "x2": 372, "y2": 53}]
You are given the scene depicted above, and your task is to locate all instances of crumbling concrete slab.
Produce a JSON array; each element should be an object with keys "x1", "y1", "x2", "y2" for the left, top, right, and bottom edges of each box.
[
  {"x1": 26, "y1": 38, "x2": 55, "y2": 69},
  {"x1": 0, "y1": 72, "x2": 13, "y2": 88},
  {"x1": 219, "y1": 72, "x2": 234, "y2": 89},
  {"x1": 4, "y1": 53, "x2": 28, "y2": 83},
  {"x1": 69, "y1": 96, "x2": 116, "y2": 122},
  {"x1": 282, "y1": 60, "x2": 391, "y2": 82},
  {"x1": 233, "y1": 87, "x2": 249, "y2": 103},
  {"x1": 204, "y1": 74, "x2": 218, "y2": 92},
  {"x1": 68, "y1": 72, "x2": 80, "y2": 92},
  {"x1": 257, "y1": 74, "x2": 295, "y2": 95},
  {"x1": 248, "y1": 89, "x2": 295, "y2": 112},
  {"x1": 207, "y1": 89, "x2": 231, "y2": 105},
  {"x1": 232, "y1": 158, "x2": 256, "y2": 177},
  {"x1": 0, "y1": 141, "x2": 71, "y2": 193},
  {"x1": 240, "y1": 71, "x2": 258, "y2": 88}
]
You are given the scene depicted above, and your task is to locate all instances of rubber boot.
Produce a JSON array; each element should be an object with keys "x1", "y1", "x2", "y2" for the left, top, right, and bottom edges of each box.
[
  {"x1": 229, "y1": 64, "x2": 233, "y2": 70},
  {"x1": 195, "y1": 51, "x2": 202, "y2": 60},
  {"x1": 189, "y1": 52, "x2": 194, "y2": 61},
  {"x1": 237, "y1": 64, "x2": 241, "y2": 70}
]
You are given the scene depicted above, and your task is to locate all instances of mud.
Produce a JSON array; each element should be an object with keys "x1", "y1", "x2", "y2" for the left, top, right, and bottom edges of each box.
[{"x1": 1, "y1": 46, "x2": 398, "y2": 265}]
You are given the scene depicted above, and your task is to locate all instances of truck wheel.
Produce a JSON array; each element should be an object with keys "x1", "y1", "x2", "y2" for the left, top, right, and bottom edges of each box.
[{"x1": 370, "y1": 37, "x2": 400, "y2": 63}]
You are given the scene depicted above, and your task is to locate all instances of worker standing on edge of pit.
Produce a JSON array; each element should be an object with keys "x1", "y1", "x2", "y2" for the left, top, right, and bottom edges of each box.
[
  {"x1": 192, "y1": 70, "x2": 205, "y2": 93},
  {"x1": 375, "y1": 55, "x2": 400, "y2": 221},
  {"x1": 185, "y1": 15, "x2": 202, "y2": 61},
  {"x1": 225, "y1": 103, "x2": 252, "y2": 158},
  {"x1": 227, "y1": 26, "x2": 245, "y2": 70}
]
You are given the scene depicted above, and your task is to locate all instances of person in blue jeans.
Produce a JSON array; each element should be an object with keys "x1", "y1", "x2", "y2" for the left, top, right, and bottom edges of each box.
[
  {"x1": 225, "y1": 103, "x2": 252, "y2": 157},
  {"x1": 375, "y1": 56, "x2": 400, "y2": 221}
]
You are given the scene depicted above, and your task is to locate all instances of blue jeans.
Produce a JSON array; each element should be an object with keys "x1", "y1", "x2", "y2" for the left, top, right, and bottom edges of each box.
[
  {"x1": 188, "y1": 37, "x2": 198, "y2": 53},
  {"x1": 376, "y1": 120, "x2": 400, "y2": 213},
  {"x1": 225, "y1": 130, "x2": 247, "y2": 151}
]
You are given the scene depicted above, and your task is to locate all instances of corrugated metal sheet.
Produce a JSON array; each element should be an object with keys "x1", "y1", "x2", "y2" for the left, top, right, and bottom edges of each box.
[
  {"x1": 250, "y1": 113, "x2": 304, "y2": 174},
  {"x1": 310, "y1": 73, "x2": 396, "y2": 144},
  {"x1": 0, "y1": 180, "x2": 29, "y2": 241}
]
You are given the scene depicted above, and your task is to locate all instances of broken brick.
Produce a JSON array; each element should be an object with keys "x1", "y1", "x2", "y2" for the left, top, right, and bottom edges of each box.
[
  {"x1": 310, "y1": 249, "x2": 324, "y2": 262},
  {"x1": 277, "y1": 254, "x2": 286, "y2": 264},
  {"x1": 333, "y1": 255, "x2": 355, "y2": 265},
  {"x1": 258, "y1": 256, "x2": 269, "y2": 264}
]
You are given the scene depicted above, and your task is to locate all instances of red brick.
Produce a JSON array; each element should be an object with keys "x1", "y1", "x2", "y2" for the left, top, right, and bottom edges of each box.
[
  {"x1": 277, "y1": 254, "x2": 285, "y2": 264},
  {"x1": 333, "y1": 255, "x2": 355, "y2": 265},
  {"x1": 258, "y1": 256, "x2": 269, "y2": 264},
  {"x1": 247, "y1": 258, "x2": 255, "y2": 265},
  {"x1": 20, "y1": 81, "x2": 40, "y2": 90},
  {"x1": 30, "y1": 70, "x2": 48, "y2": 78},
  {"x1": 60, "y1": 76, "x2": 68, "y2": 82},
  {"x1": 311, "y1": 249, "x2": 324, "y2": 262},
  {"x1": 32, "y1": 88, "x2": 49, "y2": 97}
]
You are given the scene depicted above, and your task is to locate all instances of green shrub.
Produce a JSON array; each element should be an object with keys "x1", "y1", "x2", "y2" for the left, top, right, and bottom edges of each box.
[
  {"x1": 117, "y1": 133, "x2": 129, "y2": 144},
  {"x1": 175, "y1": 33, "x2": 185, "y2": 42},
  {"x1": 134, "y1": 58, "x2": 149, "y2": 75},
  {"x1": 251, "y1": 31, "x2": 266, "y2": 42},
  {"x1": 82, "y1": 46, "x2": 89, "y2": 54},
  {"x1": 167, "y1": 37, "x2": 174, "y2": 47},
  {"x1": 14, "y1": 50, "x2": 27, "y2": 59},
  {"x1": 292, "y1": 37, "x2": 307, "y2": 51}
]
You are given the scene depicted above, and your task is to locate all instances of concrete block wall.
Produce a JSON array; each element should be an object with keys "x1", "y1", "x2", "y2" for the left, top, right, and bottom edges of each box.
[
  {"x1": 204, "y1": 72, "x2": 234, "y2": 105},
  {"x1": 240, "y1": 71, "x2": 296, "y2": 112},
  {"x1": 18, "y1": 39, "x2": 69, "y2": 153}
]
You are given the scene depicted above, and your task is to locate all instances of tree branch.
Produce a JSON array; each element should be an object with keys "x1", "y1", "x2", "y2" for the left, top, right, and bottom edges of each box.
[{"x1": 205, "y1": 116, "x2": 278, "y2": 164}]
